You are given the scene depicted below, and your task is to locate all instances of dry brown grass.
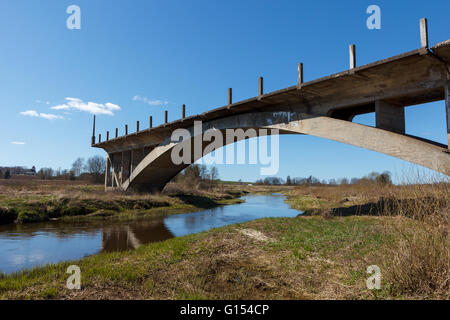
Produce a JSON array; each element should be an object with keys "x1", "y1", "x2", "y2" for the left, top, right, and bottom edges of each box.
[
  {"x1": 0, "y1": 179, "x2": 240, "y2": 203},
  {"x1": 285, "y1": 179, "x2": 449, "y2": 299}
]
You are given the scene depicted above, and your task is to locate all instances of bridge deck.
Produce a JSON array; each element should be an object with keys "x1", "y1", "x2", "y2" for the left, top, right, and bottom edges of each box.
[{"x1": 94, "y1": 40, "x2": 450, "y2": 153}]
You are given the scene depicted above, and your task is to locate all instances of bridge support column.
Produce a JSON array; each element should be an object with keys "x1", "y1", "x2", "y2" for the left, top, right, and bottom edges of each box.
[
  {"x1": 375, "y1": 101, "x2": 405, "y2": 134},
  {"x1": 105, "y1": 156, "x2": 111, "y2": 190},
  {"x1": 120, "y1": 152, "x2": 124, "y2": 185},
  {"x1": 445, "y1": 81, "x2": 450, "y2": 148}
]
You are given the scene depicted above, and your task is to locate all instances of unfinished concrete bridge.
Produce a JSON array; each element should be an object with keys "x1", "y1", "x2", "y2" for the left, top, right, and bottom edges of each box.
[{"x1": 93, "y1": 19, "x2": 450, "y2": 192}]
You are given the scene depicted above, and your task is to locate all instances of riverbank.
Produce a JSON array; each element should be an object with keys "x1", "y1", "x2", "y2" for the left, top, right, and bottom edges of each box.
[
  {"x1": 0, "y1": 180, "x2": 245, "y2": 225},
  {"x1": 0, "y1": 182, "x2": 447, "y2": 300},
  {"x1": 0, "y1": 214, "x2": 444, "y2": 300}
]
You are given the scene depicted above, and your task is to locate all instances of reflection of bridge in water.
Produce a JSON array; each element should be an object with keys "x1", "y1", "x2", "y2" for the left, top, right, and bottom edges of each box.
[{"x1": 100, "y1": 219, "x2": 174, "y2": 252}]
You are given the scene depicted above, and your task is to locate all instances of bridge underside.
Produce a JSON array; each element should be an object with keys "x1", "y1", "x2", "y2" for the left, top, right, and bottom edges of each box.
[{"x1": 94, "y1": 39, "x2": 450, "y2": 193}]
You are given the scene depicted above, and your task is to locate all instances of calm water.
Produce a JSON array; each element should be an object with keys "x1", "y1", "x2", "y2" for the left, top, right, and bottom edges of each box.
[{"x1": 0, "y1": 194, "x2": 300, "y2": 274}]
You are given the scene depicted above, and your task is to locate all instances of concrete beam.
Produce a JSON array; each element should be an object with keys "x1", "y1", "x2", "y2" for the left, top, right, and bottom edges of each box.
[
  {"x1": 121, "y1": 112, "x2": 449, "y2": 192},
  {"x1": 375, "y1": 101, "x2": 405, "y2": 134}
]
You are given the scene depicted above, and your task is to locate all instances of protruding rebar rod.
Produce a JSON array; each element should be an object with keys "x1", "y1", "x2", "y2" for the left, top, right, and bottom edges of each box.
[
  {"x1": 91, "y1": 115, "x2": 96, "y2": 145},
  {"x1": 106, "y1": 131, "x2": 109, "y2": 141},
  {"x1": 136, "y1": 121, "x2": 140, "y2": 132},
  {"x1": 297, "y1": 63, "x2": 304, "y2": 88},
  {"x1": 259, "y1": 77, "x2": 263, "y2": 96},
  {"x1": 182, "y1": 104, "x2": 186, "y2": 119},
  {"x1": 125, "y1": 124, "x2": 128, "y2": 136},
  {"x1": 115, "y1": 128, "x2": 118, "y2": 138},
  {"x1": 228, "y1": 88, "x2": 232, "y2": 105},
  {"x1": 165, "y1": 110, "x2": 168, "y2": 124},
  {"x1": 149, "y1": 116, "x2": 153, "y2": 128},
  {"x1": 420, "y1": 18, "x2": 428, "y2": 48},
  {"x1": 349, "y1": 44, "x2": 356, "y2": 69},
  {"x1": 98, "y1": 134, "x2": 101, "y2": 143}
]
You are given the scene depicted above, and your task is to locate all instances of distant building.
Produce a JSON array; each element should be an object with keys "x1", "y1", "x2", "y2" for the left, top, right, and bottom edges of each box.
[{"x1": 24, "y1": 166, "x2": 36, "y2": 176}]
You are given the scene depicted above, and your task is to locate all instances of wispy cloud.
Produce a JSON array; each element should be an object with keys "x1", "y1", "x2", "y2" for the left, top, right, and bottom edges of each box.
[
  {"x1": 132, "y1": 95, "x2": 169, "y2": 106},
  {"x1": 20, "y1": 110, "x2": 63, "y2": 120},
  {"x1": 35, "y1": 100, "x2": 50, "y2": 105},
  {"x1": 11, "y1": 141, "x2": 25, "y2": 145},
  {"x1": 51, "y1": 97, "x2": 121, "y2": 116}
]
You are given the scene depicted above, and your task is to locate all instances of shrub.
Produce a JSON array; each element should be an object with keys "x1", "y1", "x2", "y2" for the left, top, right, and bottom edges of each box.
[
  {"x1": 17, "y1": 208, "x2": 48, "y2": 223},
  {"x1": 0, "y1": 207, "x2": 17, "y2": 224}
]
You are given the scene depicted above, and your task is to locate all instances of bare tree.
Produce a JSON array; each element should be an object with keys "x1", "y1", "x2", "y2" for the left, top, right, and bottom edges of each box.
[
  {"x1": 209, "y1": 166, "x2": 219, "y2": 186},
  {"x1": 84, "y1": 156, "x2": 106, "y2": 183},
  {"x1": 37, "y1": 168, "x2": 54, "y2": 180},
  {"x1": 71, "y1": 157, "x2": 85, "y2": 176}
]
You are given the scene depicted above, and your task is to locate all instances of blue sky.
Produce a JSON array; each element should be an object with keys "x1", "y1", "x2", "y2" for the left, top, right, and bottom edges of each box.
[{"x1": 0, "y1": 0, "x2": 449, "y2": 182}]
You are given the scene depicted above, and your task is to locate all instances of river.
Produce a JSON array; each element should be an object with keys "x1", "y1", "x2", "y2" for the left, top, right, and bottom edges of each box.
[{"x1": 0, "y1": 194, "x2": 300, "y2": 274}]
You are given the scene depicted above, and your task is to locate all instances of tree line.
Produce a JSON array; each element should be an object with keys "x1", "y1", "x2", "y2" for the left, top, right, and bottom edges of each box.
[
  {"x1": 0, "y1": 156, "x2": 106, "y2": 183},
  {"x1": 255, "y1": 171, "x2": 392, "y2": 186}
]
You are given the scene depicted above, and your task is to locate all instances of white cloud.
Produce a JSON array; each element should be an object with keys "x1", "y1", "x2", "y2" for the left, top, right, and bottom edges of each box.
[
  {"x1": 20, "y1": 110, "x2": 63, "y2": 120},
  {"x1": 51, "y1": 97, "x2": 121, "y2": 116},
  {"x1": 39, "y1": 113, "x2": 63, "y2": 120},
  {"x1": 20, "y1": 110, "x2": 39, "y2": 117},
  {"x1": 11, "y1": 141, "x2": 25, "y2": 145},
  {"x1": 132, "y1": 95, "x2": 169, "y2": 106}
]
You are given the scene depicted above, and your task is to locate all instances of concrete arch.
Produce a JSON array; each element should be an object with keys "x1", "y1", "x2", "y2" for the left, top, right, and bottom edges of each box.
[{"x1": 121, "y1": 112, "x2": 449, "y2": 192}]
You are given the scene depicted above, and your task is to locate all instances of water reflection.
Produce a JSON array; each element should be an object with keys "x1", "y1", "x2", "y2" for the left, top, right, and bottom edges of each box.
[
  {"x1": 0, "y1": 194, "x2": 300, "y2": 274},
  {"x1": 101, "y1": 220, "x2": 173, "y2": 252}
]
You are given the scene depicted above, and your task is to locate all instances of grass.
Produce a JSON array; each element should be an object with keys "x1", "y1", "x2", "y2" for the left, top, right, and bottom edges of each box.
[
  {"x1": 0, "y1": 215, "x2": 399, "y2": 300},
  {"x1": 0, "y1": 180, "x2": 244, "y2": 225},
  {"x1": 281, "y1": 181, "x2": 449, "y2": 299},
  {"x1": 0, "y1": 178, "x2": 447, "y2": 300}
]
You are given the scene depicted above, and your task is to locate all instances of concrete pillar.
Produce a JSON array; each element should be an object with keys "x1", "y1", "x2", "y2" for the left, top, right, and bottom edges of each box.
[
  {"x1": 349, "y1": 45, "x2": 356, "y2": 69},
  {"x1": 110, "y1": 154, "x2": 116, "y2": 187},
  {"x1": 259, "y1": 77, "x2": 263, "y2": 96},
  {"x1": 130, "y1": 150, "x2": 134, "y2": 176},
  {"x1": 375, "y1": 101, "x2": 405, "y2": 134},
  {"x1": 420, "y1": 18, "x2": 428, "y2": 48},
  {"x1": 92, "y1": 115, "x2": 96, "y2": 145},
  {"x1": 120, "y1": 152, "x2": 124, "y2": 185},
  {"x1": 298, "y1": 63, "x2": 303, "y2": 88},
  {"x1": 445, "y1": 81, "x2": 450, "y2": 148},
  {"x1": 105, "y1": 156, "x2": 110, "y2": 189}
]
